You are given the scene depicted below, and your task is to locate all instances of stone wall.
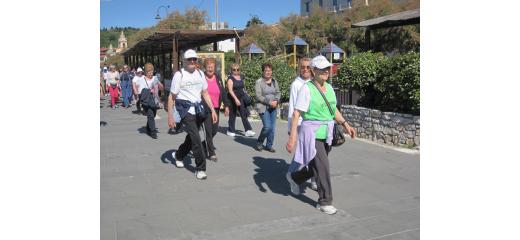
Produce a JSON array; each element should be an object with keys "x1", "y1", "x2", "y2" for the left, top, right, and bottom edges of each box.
[{"x1": 341, "y1": 105, "x2": 420, "y2": 148}]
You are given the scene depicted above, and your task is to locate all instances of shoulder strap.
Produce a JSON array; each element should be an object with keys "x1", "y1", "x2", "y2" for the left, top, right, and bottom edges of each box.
[{"x1": 309, "y1": 81, "x2": 335, "y2": 116}]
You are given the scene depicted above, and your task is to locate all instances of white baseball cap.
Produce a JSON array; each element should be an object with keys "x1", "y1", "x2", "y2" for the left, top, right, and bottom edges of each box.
[
  {"x1": 136, "y1": 67, "x2": 143, "y2": 73},
  {"x1": 184, "y1": 49, "x2": 198, "y2": 59},
  {"x1": 311, "y1": 55, "x2": 333, "y2": 69}
]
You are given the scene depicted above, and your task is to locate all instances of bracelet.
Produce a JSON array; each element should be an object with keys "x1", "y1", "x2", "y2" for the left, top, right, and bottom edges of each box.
[{"x1": 339, "y1": 120, "x2": 347, "y2": 126}]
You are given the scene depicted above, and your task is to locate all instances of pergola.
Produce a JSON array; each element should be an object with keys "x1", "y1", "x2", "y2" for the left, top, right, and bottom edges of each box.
[
  {"x1": 352, "y1": 8, "x2": 420, "y2": 49},
  {"x1": 122, "y1": 29, "x2": 244, "y2": 79}
]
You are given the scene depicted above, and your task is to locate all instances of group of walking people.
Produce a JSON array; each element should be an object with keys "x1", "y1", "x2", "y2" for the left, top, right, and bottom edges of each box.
[{"x1": 103, "y1": 49, "x2": 356, "y2": 215}]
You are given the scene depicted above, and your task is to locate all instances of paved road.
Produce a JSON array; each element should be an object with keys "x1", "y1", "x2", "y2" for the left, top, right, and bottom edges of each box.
[{"x1": 101, "y1": 102, "x2": 419, "y2": 240}]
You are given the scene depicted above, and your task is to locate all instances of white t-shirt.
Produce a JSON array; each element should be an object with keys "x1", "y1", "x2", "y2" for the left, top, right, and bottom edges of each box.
[
  {"x1": 170, "y1": 68, "x2": 207, "y2": 114},
  {"x1": 288, "y1": 76, "x2": 311, "y2": 130},
  {"x1": 132, "y1": 75, "x2": 145, "y2": 91},
  {"x1": 106, "y1": 71, "x2": 119, "y2": 85},
  {"x1": 136, "y1": 76, "x2": 159, "y2": 95}
]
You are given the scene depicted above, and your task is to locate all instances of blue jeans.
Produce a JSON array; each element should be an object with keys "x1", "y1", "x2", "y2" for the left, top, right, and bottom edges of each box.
[
  {"x1": 121, "y1": 80, "x2": 133, "y2": 107},
  {"x1": 257, "y1": 108, "x2": 277, "y2": 149}
]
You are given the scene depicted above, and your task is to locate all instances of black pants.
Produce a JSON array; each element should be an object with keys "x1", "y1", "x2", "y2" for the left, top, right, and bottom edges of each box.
[
  {"x1": 175, "y1": 113, "x2": 206, "y2": 171},
  {"x1": 136, "y1": 95, "x2": 142, "y2": 112},
  {"x1": 202, "y1": 108, "x2": 220, "y2": 157},
  {"x1": 228, "y1": 98, "x2": 252, "y2": 132},
  {"x1": 142, "y1": 105, "x2": 157, "y2": 132},
  {"x1": 291, "y1": 140, "x2": 333, "y2": 205}
]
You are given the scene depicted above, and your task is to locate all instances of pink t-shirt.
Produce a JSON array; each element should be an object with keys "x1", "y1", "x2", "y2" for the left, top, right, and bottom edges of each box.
[{"x1": 206, "y1": 75, "x2": 220, "y2": 108}]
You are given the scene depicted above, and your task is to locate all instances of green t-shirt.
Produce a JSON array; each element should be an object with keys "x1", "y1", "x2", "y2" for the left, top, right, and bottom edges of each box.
[{"x1": 301, "y1": 81, "x2": 336, "y2": 139}]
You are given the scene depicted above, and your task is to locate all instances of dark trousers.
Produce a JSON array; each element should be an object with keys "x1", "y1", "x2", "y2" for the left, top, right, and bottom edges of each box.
[
  {"x1": 142, "y1": 105, "x2": 157, "y2": 132},
  {"x1": 202, "y1": 108, "x2": 220, "y2": 157},
  {"x1": 291, "y1": 140, "x2": 333, "y2": 205},
  {"x1": 136, "y1": 95, "x2": 142, "y2": 112},
  {"x1": 228, "y1": 98, "x2": 252, "y2": 132},
  {"x1": 176, "y1": 113, "x2": 206, "y2": 171}
]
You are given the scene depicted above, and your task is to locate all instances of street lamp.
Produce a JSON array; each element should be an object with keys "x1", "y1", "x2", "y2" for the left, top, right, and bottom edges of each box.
[{"x1": 155, "y1": 5, "x2": 170, "y2": 20}]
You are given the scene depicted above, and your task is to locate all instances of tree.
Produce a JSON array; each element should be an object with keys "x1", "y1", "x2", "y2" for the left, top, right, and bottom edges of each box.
[{"x1": 246, "y1": 15, "x2": 264, "y2": 28}]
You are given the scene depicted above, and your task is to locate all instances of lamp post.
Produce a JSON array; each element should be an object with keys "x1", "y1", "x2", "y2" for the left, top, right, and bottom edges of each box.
[{"x1": 155, "y1": 5, "x2": 170, "y2": 20}]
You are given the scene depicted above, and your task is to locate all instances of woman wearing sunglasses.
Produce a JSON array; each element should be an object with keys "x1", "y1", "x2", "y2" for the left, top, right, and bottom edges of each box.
[{"x1": 226, "y1": 63, "x2": 255, "y2": 137}]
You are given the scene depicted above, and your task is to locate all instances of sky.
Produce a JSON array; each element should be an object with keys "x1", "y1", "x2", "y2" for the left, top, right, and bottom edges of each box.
[{"x1": 100, "y1": 0, "x2": 300, "y2": 29}]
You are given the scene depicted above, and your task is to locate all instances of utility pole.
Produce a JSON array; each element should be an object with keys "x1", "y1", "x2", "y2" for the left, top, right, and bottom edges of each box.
[{"x1": 215, "y1": 0, "x2": 219, "y2": 30}]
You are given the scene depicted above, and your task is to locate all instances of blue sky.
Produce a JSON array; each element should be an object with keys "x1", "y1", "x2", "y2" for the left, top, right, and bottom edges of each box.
[{"x1": 100, "y1": 0, "x2": 300, "y2": 29}]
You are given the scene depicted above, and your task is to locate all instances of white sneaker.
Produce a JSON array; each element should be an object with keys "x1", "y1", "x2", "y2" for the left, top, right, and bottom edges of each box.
[
  {"x1": 286, "y1": 172, "x2": 300, "y2": 195},
  {"x1": 310, "y1": 179, "x2": 318, "y2": 191},
  {"x1": 195, "y1": 171, "x2": 207, "y2": 180},
  {"x1": 172, "y1": 152, "x2": 184, "y2": 168},
  {"x1": 316, "y1": 204, "x2": 338, "y2": 215},
  {"x1": 226, "y1": 131, "x2": 236, "y2": 137},
  {"x1": 245, "y1": 130, "x2": 256, "y2": 137}
]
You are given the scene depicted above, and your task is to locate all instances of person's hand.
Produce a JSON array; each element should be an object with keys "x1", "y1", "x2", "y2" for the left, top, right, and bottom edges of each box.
[
  {"x1": 235, "y1": 99, "x2": 241, "y2": 106},
  {"x1": 343, "y1": 124, "x2": 356, "y2": 139},
  {"x1": 168, "y1": 115, "x2": 176, "y2": 129},
  {"x1": 211, "y1": 110, "x2": 218, "y2": 124},
  {"x1": 270, "y1": 100, "x2": 278, "y2": 108},
  {"x1": 224, "y1": 107, "x2": 229, "y2": 117},
  {"x1": 285, "y1": 136, "x2": 297, "y2": 153}
]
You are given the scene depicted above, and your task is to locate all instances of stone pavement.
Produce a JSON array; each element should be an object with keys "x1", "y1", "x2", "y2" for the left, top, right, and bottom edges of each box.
[{"x1": 101, "y1": 103, "x2": 420, "y2": 240}]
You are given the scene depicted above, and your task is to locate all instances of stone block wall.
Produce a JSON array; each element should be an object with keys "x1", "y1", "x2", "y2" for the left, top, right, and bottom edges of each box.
[{"x1": 341, "y1": 105, "x2": 420, "y2": 148}]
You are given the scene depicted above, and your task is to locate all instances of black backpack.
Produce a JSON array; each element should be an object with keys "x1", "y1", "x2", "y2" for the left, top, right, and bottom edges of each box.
[{"x1": 140, "y1": 79, "x2": 159, "y2": 109}]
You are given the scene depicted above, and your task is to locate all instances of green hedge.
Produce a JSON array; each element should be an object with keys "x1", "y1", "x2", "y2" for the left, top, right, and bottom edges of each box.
[
  {"x1": 336, "y1": 51, "x2": 420, "y2": 115},
  {"x1": 239, "y1": 58, "x2": 296, "y2": 103}
]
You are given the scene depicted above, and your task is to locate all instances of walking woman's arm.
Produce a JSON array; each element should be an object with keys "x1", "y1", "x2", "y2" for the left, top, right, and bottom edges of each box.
[{"x1": 286, "y1": 110, "x2": 301, "y2": 153}]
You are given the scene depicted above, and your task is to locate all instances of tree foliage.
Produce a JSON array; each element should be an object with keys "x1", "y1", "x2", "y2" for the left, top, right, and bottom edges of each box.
[
  {"x1": 246, "y1": 15, "x2": 264, "y2": 28},
  {"x1": 336, "y1": 51, "x2": 420, "y2": 115}
]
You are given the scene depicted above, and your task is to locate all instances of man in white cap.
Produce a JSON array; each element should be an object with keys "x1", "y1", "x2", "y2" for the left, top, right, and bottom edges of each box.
[
  {"x1": 168, "y1": 49, "x2": 218, "y2": 180},
  {"x1": 132, "y1": 67, "x2": 145, "y2": 114},
  {"x1": 285, "y1": 55, "x2": 356, "y2": 215}
]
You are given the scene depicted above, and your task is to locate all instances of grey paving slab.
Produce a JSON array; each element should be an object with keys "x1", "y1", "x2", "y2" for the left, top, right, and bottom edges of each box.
[{"x1": 101, "y1": 104, "x2": 419, "y2": 240}]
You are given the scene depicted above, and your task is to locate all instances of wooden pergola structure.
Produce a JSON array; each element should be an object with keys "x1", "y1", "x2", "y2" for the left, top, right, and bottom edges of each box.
[
  {"x1": 352, "y1": 8, "x2": 420, "y2": 49},
  {"x1": 122, "y1": 29, "x2": 244, "y2": 79}
]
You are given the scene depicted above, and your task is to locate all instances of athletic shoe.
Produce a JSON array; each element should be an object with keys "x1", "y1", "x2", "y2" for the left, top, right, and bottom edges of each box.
[
  {"x1": 150, "y1": 131, "x2": 158, "y2": 139},
  {"x1": 266, "y1": 148, "x2": 276, "y2": 153},
  {"x1": 195, "y1": 171, "x2": 207, "y2": 180},
  {"x1": 226, "y1": 131, "x2": 236, "y2": 137},
  {"x1": 316, "y1": 204, "x2": 338, "y2": 215},
  {"x1": 209, "y1": 155, "x2": 218, "y2": 162},
  {"x1": 286, "y1": 172, "x2": 300, "y2": 195},
  {"x1": 254, "y1": 143, "x2": 263, "y2": 151},
  {"x1": 172, "y1": 152, "x2": 184, "y2": 168},
  {"x1": 244, "y1": 130, "x2": 256, "y2": 137},
  {"x1": 310, "y1": 179, "x2": 318, "y2": 191}
]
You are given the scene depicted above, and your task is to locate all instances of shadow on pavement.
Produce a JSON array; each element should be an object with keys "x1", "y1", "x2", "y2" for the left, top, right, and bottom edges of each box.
[
  {"x1": 161, "y1": 149, "x2": 196, "y2": 173},
  {"x1": 252, "y1": 156, "x2": 316, "y2": 207}
]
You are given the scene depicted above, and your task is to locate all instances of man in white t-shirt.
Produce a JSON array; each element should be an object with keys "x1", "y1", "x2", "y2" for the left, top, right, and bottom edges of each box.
[{"x1": 167, "y1": 49, "x2": 217, "y2": 180}]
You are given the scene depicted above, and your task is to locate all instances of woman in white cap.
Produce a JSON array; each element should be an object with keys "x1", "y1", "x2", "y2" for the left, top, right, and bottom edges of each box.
[
  {"x1": 167, "y1": 49, "x2": 218, "y2": 180},
  {"x1": 285, "y1": 55, "x2": 356, "y2": 215},
  {"x1": 132, "y1": 67, "x2": 145, "y2": 114}
]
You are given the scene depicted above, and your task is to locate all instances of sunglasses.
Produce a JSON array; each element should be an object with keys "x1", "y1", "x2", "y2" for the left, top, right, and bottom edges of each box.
[
  {"x1": 232, "y1": 68, "x2": 240, "y2": 71},
  {"x1": 300, "y1": 65, "x2": 311, "y2": 70},
  {"x1": 187, "y1": 58, "x2": 197, "y2": 62}
]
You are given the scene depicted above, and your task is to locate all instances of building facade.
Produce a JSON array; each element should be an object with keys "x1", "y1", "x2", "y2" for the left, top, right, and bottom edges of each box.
[
  {"x1": 300, "y1": 0, "x2": 353, "y2": 16},
  {"x1": 204, "y1": 22, "x2": 236, "y2": 52}
]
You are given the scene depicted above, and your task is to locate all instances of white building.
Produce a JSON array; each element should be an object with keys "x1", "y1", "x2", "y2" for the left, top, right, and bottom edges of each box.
[{"x1": 205, "y1": 22, "x2": 236, "y2": 52}]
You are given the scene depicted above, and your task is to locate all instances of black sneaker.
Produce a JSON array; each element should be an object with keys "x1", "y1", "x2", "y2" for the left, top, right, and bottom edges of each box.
[
  {"x1": 254, "y1": 143, "x2": 263, "y2": 151},
  {"x1": 150, "y1": 131, "x2": 158, "y2": 139},
  {"x1": 266, "y1": 148, "x2": 276, "y2": 153}
]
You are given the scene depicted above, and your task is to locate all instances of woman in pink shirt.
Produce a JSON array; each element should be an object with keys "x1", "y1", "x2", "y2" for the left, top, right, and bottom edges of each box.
[{"x1": 201, "y1": 58, "x2": 230, "y2": 161}]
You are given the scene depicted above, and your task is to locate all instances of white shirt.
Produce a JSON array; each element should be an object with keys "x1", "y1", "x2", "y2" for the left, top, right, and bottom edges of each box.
[
  {"x1": 288, "y1": 76, "x2": 311, "y2": 130},
  {"x1": 170, "y1": 68, "x2": 208, "y2": 114},
  {"x1": 136, "y1": 76, "x2": 159, "y2": 95}
]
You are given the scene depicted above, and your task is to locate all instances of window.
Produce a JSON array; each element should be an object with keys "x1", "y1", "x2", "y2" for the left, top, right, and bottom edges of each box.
[
  {"x1": 305, "y1": 2, "x2": 310, "y2": 12},
  {"x1": 319, "y1": 0, "x2": 323, "y2": 7}
]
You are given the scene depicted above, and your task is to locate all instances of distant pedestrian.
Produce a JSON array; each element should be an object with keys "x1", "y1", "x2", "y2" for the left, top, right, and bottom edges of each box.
[
  {"x1": 226, "y1": 63, "x2": 255, "y2": 137},
  {"x1": 132, "y1": 67, "x2": 145, "y2": 114},
  {"x1": 106, "y1": 65, "x2": 120, "y2": 109},
  {"x1": 201, "y1": 57, "x2": 230, "y2": 162},
  {"x1": 120, "y1": 64, "x2": 135, "y2": 108},
  {"x1": 285, "y1": 56, "x2": 356, "y2": 215},
  {"x1": 167, "y1": 49, "x2": 218, "y2": 180},
  {"x1": 254, "y1": 63, "x2": 280, "y2": 152},
  {"x1": 135, "y1": 63, "x2": 163, "y2": 139}
]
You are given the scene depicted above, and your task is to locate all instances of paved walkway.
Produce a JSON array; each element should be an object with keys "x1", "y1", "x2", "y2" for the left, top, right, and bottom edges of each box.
[{"x1": 101, "y1": 102, "x2": 419, "y2": 240}]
